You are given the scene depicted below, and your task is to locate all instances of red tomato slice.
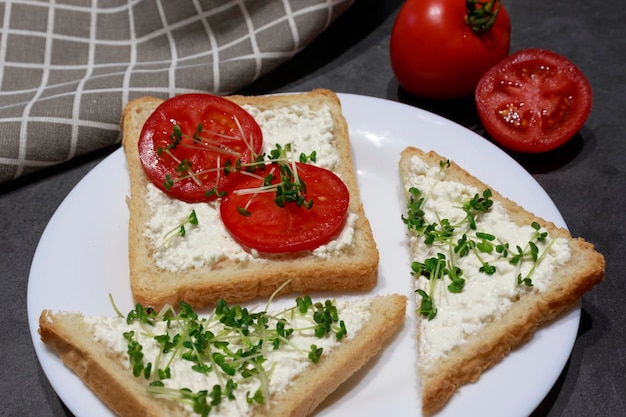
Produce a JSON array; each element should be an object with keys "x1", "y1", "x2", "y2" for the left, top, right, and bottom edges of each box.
[
  {"x1": 138, "y1": 94, "x2": 263, "y2": 202},
  {"x1": 220, "y1": 163, "x2": 350, "y2": 254},
  {"x1": 475, "y1": 49, "x2": 592, "y2": 153}
]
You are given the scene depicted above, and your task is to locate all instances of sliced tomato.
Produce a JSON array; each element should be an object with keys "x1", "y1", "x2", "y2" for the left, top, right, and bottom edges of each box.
[
  {"x1": 475, "y1": 49, "x2": 592, "y2": 153},
  {"x1": 138, "y1": 94, "x2": 263, "y2": 202},
  {"x1": 220, "y1": 163, "x2": 349, "y2": 254}
]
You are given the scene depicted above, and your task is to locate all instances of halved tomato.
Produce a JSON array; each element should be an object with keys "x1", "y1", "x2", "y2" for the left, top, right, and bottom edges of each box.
[
  {"x1": 220, "y1": 163, "x2": 349, "y2": 254},
  {"x1": 475, "y1": 48, "x2": 592, "y2": 153},
  {"x1": 138, "y1": 94, "x2": 263, "y2": 202}
]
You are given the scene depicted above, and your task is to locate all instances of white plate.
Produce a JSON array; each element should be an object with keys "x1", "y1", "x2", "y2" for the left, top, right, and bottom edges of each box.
[{"x1": 27, "y1": 93, "x2": 579, "y2": 417}]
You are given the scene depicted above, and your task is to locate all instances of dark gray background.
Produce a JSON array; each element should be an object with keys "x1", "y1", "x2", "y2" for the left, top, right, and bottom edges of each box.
[{"x1": 1, "y1": 0, "x2": 623, "y2": 416}]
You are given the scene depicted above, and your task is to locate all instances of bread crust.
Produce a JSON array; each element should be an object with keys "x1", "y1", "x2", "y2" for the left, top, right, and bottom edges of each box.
[
  {"x1": 399, "y1": 147, "x2": 605, "y2": 416},
  {"x1": 38, "y1": 310, "x2": 183, "y2": 416},
  {"x1": 121, "y1": 90, "x2": 379, "y2": 309},
  {"x1": 39, "y1": 294, "x2": 406, "y2": 417}
]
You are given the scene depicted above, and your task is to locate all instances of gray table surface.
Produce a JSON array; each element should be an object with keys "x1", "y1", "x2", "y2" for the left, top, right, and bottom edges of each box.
[{"x1": 2, "y1": 0, "x2": 624, "y2": 416}]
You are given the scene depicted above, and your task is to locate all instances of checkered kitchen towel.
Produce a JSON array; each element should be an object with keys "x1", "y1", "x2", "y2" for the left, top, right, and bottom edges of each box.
[{"x1": 0, "y1": 0, "x2": 353, "y2": 183}]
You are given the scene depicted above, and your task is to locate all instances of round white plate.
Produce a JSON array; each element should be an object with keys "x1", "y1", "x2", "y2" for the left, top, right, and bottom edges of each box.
[{"x1": 28, "y1": 93, "x2": 579, "y2": 417}]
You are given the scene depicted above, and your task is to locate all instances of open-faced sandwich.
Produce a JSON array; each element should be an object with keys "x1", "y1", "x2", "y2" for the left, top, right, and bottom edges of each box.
[
  {"x1": 121, "y1": 89, "x2": 379, "y2": 309},
  {"x1": 399, "y1": 146, "x2": 605, "y2": 415},
  {"x1": 40, "y1": 293, "x2": 406, "y2": 417}
]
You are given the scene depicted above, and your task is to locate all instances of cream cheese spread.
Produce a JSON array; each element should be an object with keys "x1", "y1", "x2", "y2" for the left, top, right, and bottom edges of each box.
[
  {"x1": 144, "y1": 103, "x2": 357, "y2": 271},
  {"x1": 404, "y1": 155, "x2": 572, "y2": 371},
  {"x1": 84, "y1": 297, "x2": 372, "y2": 417},
  {"x1": 241, "y1": 104, "x2": 339, "y2": 172}
]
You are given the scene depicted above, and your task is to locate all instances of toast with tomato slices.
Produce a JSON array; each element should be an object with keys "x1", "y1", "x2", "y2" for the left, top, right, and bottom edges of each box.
[
  {"x1": 399, "y1": 146, "x2": 604, "y2": 416},
  {"x1": 121, "y1": 89, "x2": 379, "y2": 309},
  {"x1": 39, "y1": 293, "x2": 407, "y2": 417}
]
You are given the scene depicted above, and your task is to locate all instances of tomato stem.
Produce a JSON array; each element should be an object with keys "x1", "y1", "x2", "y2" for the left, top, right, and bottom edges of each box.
[{"x1": 466, "y1": 0, "x2": 501, "y2": 33}]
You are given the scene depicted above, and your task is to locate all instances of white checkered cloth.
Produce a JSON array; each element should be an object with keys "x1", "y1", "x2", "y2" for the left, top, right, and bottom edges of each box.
[{"x1": 0, "y1": 0, "x2": 354, "y2": 183}]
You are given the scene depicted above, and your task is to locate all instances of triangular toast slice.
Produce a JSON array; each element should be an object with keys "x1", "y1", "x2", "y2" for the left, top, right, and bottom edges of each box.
[
  {"x1": 39, "y1": 294, "x2": 406, "y2": 417},
  {"x1": 399, "y1": 146, "x2": 604, "y2": 416}
]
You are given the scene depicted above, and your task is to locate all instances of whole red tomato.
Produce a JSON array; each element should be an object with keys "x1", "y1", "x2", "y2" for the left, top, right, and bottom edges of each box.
[{"x1": 390, "y1": 0, "x2": 511, "y2": 100}]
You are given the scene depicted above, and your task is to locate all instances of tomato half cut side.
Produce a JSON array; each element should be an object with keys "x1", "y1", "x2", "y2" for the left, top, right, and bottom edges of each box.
[
  {"x1": 475, "y1": 48, "x2": 592, "y2": 153},
  {"x1": 220, "y1": 163, "x2": 350, "y2": 254},
  {"x1": 138, "y1": 94, "x2": 263, "y2": 202}
]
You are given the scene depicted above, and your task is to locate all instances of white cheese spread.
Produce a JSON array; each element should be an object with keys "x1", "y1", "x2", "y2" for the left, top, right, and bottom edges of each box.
[
  {"x1": 144, "y1": 104, "x2": 357, "y2": 271},
  {"x1": 241, "y1": 104, "x2": 340, "y2": 172},
  {"x1": 84, "y1": 297, "x2": 372, "y2": 417},
  {"x1": 404, "y1": 155, "x2": 571, "y2": 371}
]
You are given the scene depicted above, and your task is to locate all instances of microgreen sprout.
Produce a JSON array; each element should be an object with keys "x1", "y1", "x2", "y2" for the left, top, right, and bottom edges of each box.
[
  {"x1": 415, "y1": 289, "x2": 437, "y2": 320},
  {"x1": 233, "y1": 143, "x2": 316, "y2": 216},
  {"x1": 159, "y1": 210, "x2": 199, "y2": 248},
  {"x1": 299, "y1": 150, "x2": 317, "y2": 163},
  {"x1": 308, "y1": 344, "x2": 324, "y2": 363},
  {"x1": 462, "y1": 189, "x2": 493, "y2": 230}
]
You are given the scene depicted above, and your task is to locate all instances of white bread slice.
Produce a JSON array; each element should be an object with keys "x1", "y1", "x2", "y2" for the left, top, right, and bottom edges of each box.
[
  {"x1": 39, "y1": 294, "x2": 406, "y2": 417},
  {"x1": 121, "y1": 89, "x2": 378, "y2": 310},
  {"x1": 399, "y1": 147, "x2": 605, "y2": 416}
]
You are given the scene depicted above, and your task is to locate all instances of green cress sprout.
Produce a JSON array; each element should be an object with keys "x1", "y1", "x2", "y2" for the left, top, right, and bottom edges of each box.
[
  {"x1": 231, "y1": 143, "x2": 317, "y2": 216},
  {"x1": 114, "y1": 293, "x2": 348, "y2": 416},
  {"x1": 402, "y1": 159, "x2": 555, "y2": 320},
  {"x1": 159, "y1": 210, "x2": 199, "y2": 248}
]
